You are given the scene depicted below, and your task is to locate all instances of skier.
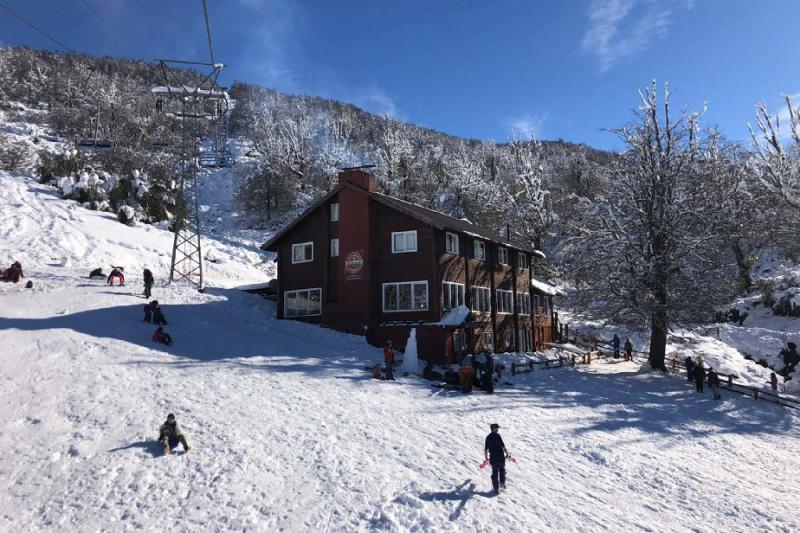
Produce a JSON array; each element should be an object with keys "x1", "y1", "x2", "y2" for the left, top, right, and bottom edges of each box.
[
  {"x1": 152, "y1": 304, "x2": 168, "y2": 326},
  {"x1": 143, "y1": 268, "x2": 154, "y2": 298},
  {"x1": 693, "y1": 361, "x2": 706, "y2": 393},
  {"x1": 612, "y1": 334, "x2": 621, "y2": 358},
  {"x1": 159, "y1": 413, "x2": 190, "y2": 455},
  {"x1": 624, "y1": 338, "x2": 633, "y2": 361},
  {"x1": 484, "y1": 423, "x2": 509, "y2": 495},
  {"x1": 685, "y1": 356, "x2": 695, "y2": 382},
  {"x1": 384, "y1": 340, "x2": 395, "y2": 381},
  {"x1": 152, "y1": 326, "x2": 173, "y2": 346},
  {"x1": 107, "y1": 266, "x2": 125, "y2": 286},
  {"x1": 707, "y1": 367, "x2": 721, "y2": 399}
]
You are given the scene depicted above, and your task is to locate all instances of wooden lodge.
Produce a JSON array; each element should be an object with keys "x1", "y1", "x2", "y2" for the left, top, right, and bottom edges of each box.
[{"x1": 261, "y1": 169, "x2": 564, "y2": 364}]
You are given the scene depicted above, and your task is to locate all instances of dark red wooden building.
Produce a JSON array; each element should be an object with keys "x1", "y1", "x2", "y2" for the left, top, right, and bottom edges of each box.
[{"x1": 262, "y1": 170, "x2": 563, "y2": 364}]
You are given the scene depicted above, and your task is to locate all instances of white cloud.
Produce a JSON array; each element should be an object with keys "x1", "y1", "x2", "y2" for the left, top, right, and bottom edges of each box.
[
  {"x1": 353, "y1": 85, "x2": 400, "y2": 118},
  {"x1": 507, "y1": 113, "x2": 549, "y2": 140},
  {"x1": 581, "y1": 0, "x2": 693, "y2": 73}
]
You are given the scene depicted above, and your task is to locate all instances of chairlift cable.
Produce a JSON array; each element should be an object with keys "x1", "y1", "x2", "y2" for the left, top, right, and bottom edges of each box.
[
  {"x1": 0, "y1": 3, "x2": 76, "y2": 53},
  {"x1": 74, "y1": 0, "x2": 133, "y2": 55},
  {"x1": 201, "y1": 0, "x2": 216, "y2": 66}
]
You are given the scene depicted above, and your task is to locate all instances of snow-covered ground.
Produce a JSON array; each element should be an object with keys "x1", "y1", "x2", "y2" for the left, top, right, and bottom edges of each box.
[{"x1": 2, "y1": 169, "x2": 800, "y2": 531}]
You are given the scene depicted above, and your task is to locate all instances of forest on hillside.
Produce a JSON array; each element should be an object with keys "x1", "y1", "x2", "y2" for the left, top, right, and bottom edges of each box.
[{"x1": 1, "y1": 44, "x2": 799, "y2": 367}]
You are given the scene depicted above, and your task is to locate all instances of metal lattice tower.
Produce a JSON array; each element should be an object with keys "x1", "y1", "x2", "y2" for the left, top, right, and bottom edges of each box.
[{"x1": 151, "y1": 61, "x2": 229, "y2": 290}]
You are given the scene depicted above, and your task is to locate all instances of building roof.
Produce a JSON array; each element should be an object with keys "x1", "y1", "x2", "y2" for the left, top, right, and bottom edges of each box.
[
  {"x1": 261, "y1": 181, "x2": 543, "y2": 256},
  {"x1": 531, "y1": 277, "x2": 566, "y2": 296}
]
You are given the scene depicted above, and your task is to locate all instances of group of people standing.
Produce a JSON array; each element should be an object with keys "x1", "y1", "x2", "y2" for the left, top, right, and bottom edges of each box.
[{"x1": 685, "y1": 356, "x2": 722, "y2": 400}]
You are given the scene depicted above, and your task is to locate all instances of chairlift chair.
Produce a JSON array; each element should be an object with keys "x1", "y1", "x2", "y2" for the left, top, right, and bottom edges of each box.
[
  {"x1": 199, "y1": 152, "x2": 218, "y2": 168},
  {"x1": 77, "y1": 138, "x2": 115, "y2": 152},
  {"x1": 217, "y1": 151, "x2": 235, "y2": 168}
]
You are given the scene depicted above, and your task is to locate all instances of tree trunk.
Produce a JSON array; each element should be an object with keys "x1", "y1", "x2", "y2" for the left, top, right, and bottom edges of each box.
[
  {"x1": 732, "y1": 241, "x2": 752, "y2": 294},
  {"x1": 648, "y1": 309, "x2": 668, "y2": 371}
]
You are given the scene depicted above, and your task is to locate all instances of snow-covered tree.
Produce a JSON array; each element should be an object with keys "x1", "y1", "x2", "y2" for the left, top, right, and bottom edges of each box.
[
  {"x1": 749, "y1": 96, "x2": 800, "y2": 210},
  {"x1": 566, "y1": 82, "x2": 730, "y2": 370},
  {"x1": 505, "y1": 132, "x2": 550, "y2": 246}
]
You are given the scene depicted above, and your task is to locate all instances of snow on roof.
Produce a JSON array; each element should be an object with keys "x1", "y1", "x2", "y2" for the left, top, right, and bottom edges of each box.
[
  {"x1": 431, "y1": 305, "x2": 471, "y2": 326},
  {"x1": 531, "y1": 277, "x2": 566, "y2": 296}
]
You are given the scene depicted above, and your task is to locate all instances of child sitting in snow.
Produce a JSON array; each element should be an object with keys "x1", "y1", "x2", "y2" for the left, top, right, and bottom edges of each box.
[
  {"x1": 152, "y1": 304, "x2": 168, "y2": 326},
  {"x1": 152, "y1": 327, "x2": 173, "y2": 346}
]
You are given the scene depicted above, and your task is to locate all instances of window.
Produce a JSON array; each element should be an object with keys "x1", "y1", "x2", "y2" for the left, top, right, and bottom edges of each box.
[
  {"x1": 543, "y1": 296, "x2": 550, "y2": 315},
  {"x1": 519, "y1": 329, "x2": 533, "y2": 352},
  {"x1": 442, "y1": 281, "x2": 465, "y2": 311},
  {"x1": 482, "y1": 332, "x2": 494, "y2": 351},
  {"x1": 517, "y1": 293, "x2": 531, "y2": 315},
  {"x1": 498, "y1": 247, "x2": 509, "y2": 265},
  {"x1": 330, "y1": 203, "x2": 339, "y2": 222},
  {"x1": 533, "y1": 294, "x2": 541, "y2": 315},
  {"x1": 471, "y1": 286, "x2": 491, "y2": 313},
  {"x1": 392, "y1": 231, "x2": 417, "y2": 253},
  {"x1": 505, "y1": 329, "x2": 515, "y2": 351},
  {"x1": 473, "y1": 240, "x2": 486, "y2": 261},
  {"x1": 446, "y1": 232, "x2": 460, "y2": 255},
  {"x1": 291, "y1": 242, "x2": 314, "y2": 264},
  {"x1": 330, "y1": 238, "x2": 339, "y2": 257},
  {"x1": 518, "y1": 252, "x2": 528, "y2": 270},
  {"x1": 496, "y1": 289, "x2": 513, "y2": 314},
  {"x1": 383, "y1": 281, "x2": 428, "y2": 312},
  {"x1": 284, "y1": 288, "x2": 322, "y2": 317}
]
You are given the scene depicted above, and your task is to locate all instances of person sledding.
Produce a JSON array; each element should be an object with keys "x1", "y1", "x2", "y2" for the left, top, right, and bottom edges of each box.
[
  {"x1": 152, "y1": 326, "x2": 173, "y2": 346},
  {"x1": 159, "y1": 413, "x2": 190, "y2": 455},
  {"x1": 107, "y1": 266, "x2": 125, "y2": 286},
  {"x1": 143, "y1": 268, "x2": 154, "y2": 298},
  {"x1": 1, "y1": 261, "x2": 23, "y2": 283},
  {"x1": 484, "y1": 423, "x2": 509, "y2": 495}
]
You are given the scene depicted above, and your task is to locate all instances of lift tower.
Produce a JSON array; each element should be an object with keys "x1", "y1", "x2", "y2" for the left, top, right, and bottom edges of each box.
[{"x1": 151, "y1": 61, "x2": 229, "y2": 290}]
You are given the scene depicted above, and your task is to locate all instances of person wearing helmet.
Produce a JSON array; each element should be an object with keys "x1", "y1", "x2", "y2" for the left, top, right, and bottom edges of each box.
[
  {"x1": 484, "y1": 423, "x2": 508, "y2": 495},
  {"x1": 159, "y1": 413, "x2": 190, "y2": 455}
]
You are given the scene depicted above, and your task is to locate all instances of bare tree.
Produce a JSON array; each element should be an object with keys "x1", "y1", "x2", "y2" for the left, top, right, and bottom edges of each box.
[{"x1": 749, "y1": 96, "x2": 800, "y2": 210}]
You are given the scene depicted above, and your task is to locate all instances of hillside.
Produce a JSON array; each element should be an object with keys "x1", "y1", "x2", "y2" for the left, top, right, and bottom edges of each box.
[{"x1": 1, "y1": 167, "x2": 800, "y2": 531}]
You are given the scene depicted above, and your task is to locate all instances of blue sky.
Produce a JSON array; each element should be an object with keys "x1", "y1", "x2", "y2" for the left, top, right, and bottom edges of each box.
[{"x1": 1, "y1": 0, "x2": 798, "y2": 150}]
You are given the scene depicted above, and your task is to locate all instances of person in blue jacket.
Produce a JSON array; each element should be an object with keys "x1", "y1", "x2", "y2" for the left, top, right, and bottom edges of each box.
[{"x1": 612, "y1": 334, "x2": 621, "y2": 358}]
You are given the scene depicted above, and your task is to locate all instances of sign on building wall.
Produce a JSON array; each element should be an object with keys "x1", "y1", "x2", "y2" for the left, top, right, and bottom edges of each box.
[{"x1": 344, "y1": 249, "x2": 365, "y2": 281}]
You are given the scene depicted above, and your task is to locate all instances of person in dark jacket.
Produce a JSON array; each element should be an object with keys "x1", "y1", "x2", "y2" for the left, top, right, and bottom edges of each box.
[
  {"x1": 143, "y1": 268, "x2": 154, "y2": 298},
  {"x1": 159, "y1": 413, "x2": 190, "y2": 455},
  {"x1": 685, "y1": 356, "x2": 695, "y2": 382},
  {"x1": 89, "y1": 268, "x2": 105, "y2": 279},
  {"x1": 624, "y1": 338, "x2": 633, "y2": 361},
  {"x1": 152, "y1": 327, "x2": 173, "y2": 346},
  {"x1": 694, "y1": 362, "x2": 706, "y2": 393},
  {"x1": 482, "y1": 352, "x2": 495, "y2": 394},
  {"x1": 152, "y1": 304, "x2": 167, "y2": 326},
  {"x1": 707, "y1": 368, "x2": 721, "y2": 399},
  {"x1": 780, "y1": 342, "x2": 799, "y2": 377},
  {"x1": 612, "y1": 334, "x2": 621, "y2": 358},
  {"x1": 484, "y1": 423, "x2": 508, "y2": 495},
  {"x1": 143, "y1": 303, "x2": 153, "y2": 323}
]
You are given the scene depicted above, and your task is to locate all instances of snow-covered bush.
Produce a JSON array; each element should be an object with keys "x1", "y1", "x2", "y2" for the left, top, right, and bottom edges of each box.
[
  {"x1": 36, "y1": 149, "x2": 82, "y2": 183},
  {"x1": 773, "y1": 287, "x2": 800, "y2": 317},
  {"x1": 760, "y1": 279, "x2": 776, "y2": 307},
  {"x1": 117, "y1": 204, "x2": 136, "y2": 226},
  {"x1": 0, "y1": 134, "x2": 31, "y2": 171}
]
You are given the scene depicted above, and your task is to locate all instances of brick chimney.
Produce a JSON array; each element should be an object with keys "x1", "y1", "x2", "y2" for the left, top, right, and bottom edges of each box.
[{"x1": 338, "y1": 170, "x2": 376, "y2": 192}]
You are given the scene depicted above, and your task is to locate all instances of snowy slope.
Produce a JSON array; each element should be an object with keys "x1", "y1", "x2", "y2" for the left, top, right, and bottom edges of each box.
[{"x1": 1, "y1": 169, "x2": 799, "y2": 531}]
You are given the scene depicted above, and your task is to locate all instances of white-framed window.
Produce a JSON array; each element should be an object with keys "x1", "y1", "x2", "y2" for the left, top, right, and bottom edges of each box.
[
  {"x1": 442, "y1": 281, "x2": 466, "y2": 311},
  {"x1": 533, "y1": 294, "x2": 541, "y2": 315},
  {"x1": 284, "y1": 288, "x2": 322, "y2": 317},
  {"x1": 445, "y1": 232, "x2": 460, "y2": 255},
  {"x1": 496, "y1": 289, "x2": 513, "y2": 314},
  {"x1": 473, "y1": 240, "x2": 486, "y2": 261},
  {"x1": 330, "y1": 238, "x2": 339, "y2": 257},
  {"x1": 330, "y1": 203, "x2": 339, "y2": 222},
  {"x1": 471, "y1": 286, "x2": 491, "y2": 313},
  {"x1": 291, "y1": 242, "x2": 314, "y2": 264},
  {"x1": 517, "y1": 293, "x2": 531, "y2": 315},
  {"x1": 518, "y1": 252, "x2": 528, "y2": 270},
  {"x1": 520, "y1": 329, "x2": 533, "y2": 352},
  {"x1": 498, "y1": 247, "x2": 509, "y2": 265},
  {"x1": 482, "y1": 332, "x2": 494, "y2": 351},
  {"x1": 383, "y1": 281, "x2": 428, "y2": 312},
  {"x1": 391, "y1": 231, "x2": 417, "y2": 253},
  {"x1": 505, "y1": 329, "x2": 515, "y2": 351}
]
